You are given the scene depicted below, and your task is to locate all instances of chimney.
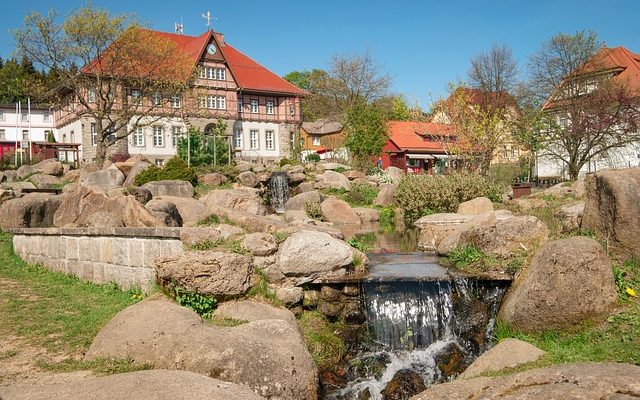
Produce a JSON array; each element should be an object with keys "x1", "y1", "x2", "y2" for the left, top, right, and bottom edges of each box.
[{"x1": 214, "y1": 32, "x2": 225, "y2": 45}]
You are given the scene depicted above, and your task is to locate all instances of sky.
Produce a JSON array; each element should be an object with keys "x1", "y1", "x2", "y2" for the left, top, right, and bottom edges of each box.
[{"x1": 1, "y1": 0, "x2": 639, "y2": 108}]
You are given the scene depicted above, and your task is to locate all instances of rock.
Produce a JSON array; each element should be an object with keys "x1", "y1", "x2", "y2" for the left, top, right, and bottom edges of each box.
[
  {"x1": 32, "y1": 158, "x2": 63, "y2": 176},
  {"x1": 381, "y1": 369, "x2": 426, "y2": 400},
  {"x1": 437, "y1": 212, "x2": 499, "y2": 255},
  {"x1": 285, "y1": 190, "x2": 322, "y2": 211},
  {"x1": 319, "y1": 301, "x2": 344, "y2": 318},
  {"x1": 415, "y1": 213, "x2": 474, "y2": 252},
  {"x1": 354, "y1": 207, "x2": 380, "y2": 223},
  {"x1": 276, "y1": 286, "x2": 304, "y2": 306},
  {"x1": 287, "y1": 172, "x2": 306, "y2": 185},
  {"x1": 353, "y1": 177, "x2": 376, "y2": 187},
  {"x1": 237, "y1": 171, "x2": 258, "y2": 188},
  {"x1": 321, "y1": 198, "x2": 361, "y2": 224},
  {"x1": 555, "y1": 201, "x2": 585, "y2": 232},
  {"x1": 582, "y1": 168, "x2": 640, "y2": 260},
  {"x1": 411, "y1": 362, "x2": 640, "y2": 400},
  {"x1": 63, "y1": 169, "x2": 83, "y2": 183},
  {"x1": 343, "y1": 170, "x2": 366, "y2": 180},
  {"x1": 460, "y1": 339, "x2": 545, "y2": 379},
  {"x1": 318, "y1": 162, "x2": 349, "y2": 171},
  {"x1": 278, "y1": 230, "x2": 353, "y2": 278},
  {"x1": 202, "y1": 188, "x2": 266, "y2": 216},
  {"x1": 85, "y1": 211, "x2": 124, "y2": 228},
  {"x1": 499, "y1": 237, "x2": 617, "y2": 332},
  {"x1": 511, "y1": 196, "x2": 546, "y2": 212},
  {"x1": 542, "y1": 181, "x2": 584, "y2": 198},
  {"x1": 434, "y1": 342, "x2": 468, "y2": 379},
  {"x1": 3, "y1": 170, "x2": 17, "y2": 182},
  {"x1": 179, "y1": 227, "x2": 222, "y2": 247},
  {"x1": 303, "y1": 290, "x2": 319, "y2": 306},
  {"x1": 459, "y1": 215, "x2": 548, "y2": 258},
  {"x1": 28, "y1": 173, "x2": 61, "y2": 189},
  {"x1": 156, "y1": 251, "x2": 252, "y2": 299},
  {"x1": 241, "y1": 232, "x2": 278, "y2": 256},
  {"x1": 86, "y1": 297, "x2": 317, "y2": 400},
  {"x1": 81, "y1": 165, "x2": 125, "y2": 189},
  {"x1": 0, "y1": 189, "x2": 15, "y2": 207},
  {"x1": 0, "y1": 193, "x2": 64, "y2": 228},
  {"x1": 0, "y1": 181, "x2": 37, "y2": 195},
  {"x1": 315, "y1": 170, "x2": 351, "y2": 191},
  {"x1": 142, "y1": 179, "x2": 195, "y2": 198},
  {"x1": 283, "y1": 209, "x2": 313, "y2": 224},
  {"x1": 214, "y1": 300, "x2": 297, "y2": 328},
  {"x1": 16, "y1": 164, "x2": 35, "y2": 180},
  {"x1": 384, "y1": 166, "x2": 404, "y2": 183},
  {"x1": 373, "y1": 183, "x2": 397, "y2": 206},
  {"x1": 157, "y1": 196, "x2": 206, "y2": 226},
  {"x1": 0, "y1": 370, "x2": 266, "y2": 400},
  {"x1": 113, "y1": 156, "x2": 144, "y2": 176},
  {"x1": 53, "y1": 186, "x2": 163, "y2": 228},
  {"x1": 123, "y1": 161, "x2": 151, "y2": 186},
  {"x1": 294, "y1": 181, "x2": 315, "y2": 194},
  {"x1": 145, "y1": 199, "x2": 183, "y2": 227},
  {"x1": 199, "y1": 172, "x2": 228, "y2": 186},
  {"x1": 217, "y1": 223, "x2": 245, "y2": 239},
  {"x1": 62, "y1": 183, "x2": 80, "y2": 194},
  {"x1": 126, "y1": 186, "x2": 152, "y2": 204},
  {"x1": 457, "y1": 197, "x2": 493, "y2": 215},
  {"x1": 235, "y1": 161, "x2": 252, "y2": 173}
]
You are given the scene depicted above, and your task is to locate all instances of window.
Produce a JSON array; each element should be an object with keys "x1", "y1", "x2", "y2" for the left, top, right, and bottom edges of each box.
[
  {"x1": 207, "y1": 67, "x2": 215, "y2": 80},
  {"x1": 88, "y1": 88, "x2": 96, "y2": 103},
  {"x1": 21, "y1": 112, "x2": 28, "y2": 122},
  {"x1": 265, "y1": 130, "x2": 275, "y2": 150},
  {"x1": 198, "y1": 66, "x2": 206, "y2": 79},
  {"x1": 216, "y1": 68, "x2": 226, "y2": 80},
  {"x1": 62, "y1": 133, "x2": 67, "y2": 143},
  {"x1": 171, "y1": 95, "x2": 181, "y2": 108},
  {"x1": 312, "y1": 136, "x2": 321, "y2": 146},
  {"x1": 234, "y1": 129, "x2": 243, "y2": 149},
  {"x1": 43, "y1": 111, "x2": 50, "y2": 122},
  {"x1": 207, "y1": 95, "x2": 216, "y2": 109},
  {"x1": 250, "y1": 99, "x2": 259, "y2": 113},
  {"x1": 70, "y1": 131, "x2": 75, "y2": 143},
  {"x1": 22, "y1": 130, "x2": 29, "y2": 141},
  {"x1": 0, "y1": 129, "x2": 5, "y2": 140},
  {"x1": 237, "y1": 98, "x2": 243, "y2": 112},
  {"x1": 153, "y1": 126, "x2": 164, "y2": 147},
  {"x1": 131, "y1": 89, "x2": 141, "y2": 103},
  {"x1": 217, "y1": 96, "x2": 226, "y2": 110},
  {"x1": 91, "y1": 123, "x2": 97, "y2": 146},
  {"x1": 155, "y1": 159, "x2": 165, "y2": 166},
  {"x1": 172, "y1": 126, "x2": 182, "y2": 147},
  {"x1": 198, "y1": 96, "x2": 207, "y2": 108},
  {"x1": 133, "y1": 127, "x2": 144, "y2": 147},
  {"x1": 152, "y1": 92, "x2": 162, "y2": 106},
  {"x1": 0, "y1": 110, "x2": 4, "y2": 120},
  {"x1": 289, "y1": 104, "x2": 295, "y2": 116},
  {"x1": 249, "y1": 130, "x2": 259, "y2": 149},
  {"x1": 266, "y1": 100, "x2": 274, "y2": 115}
]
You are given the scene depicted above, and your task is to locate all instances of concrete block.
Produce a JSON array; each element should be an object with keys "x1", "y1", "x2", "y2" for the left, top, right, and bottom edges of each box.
[
  {"x1": 142, "y1": 239, "x2": 162, "y2": 268},
  {"x1": 66, "y1": 237, "x2": 80, "y2": 260},
  {"x1": 112, "y1": 238, "x2": 129, "y2": 266},
  {"x1": 128, "y1": 239, "x2": 144, "y2": 268},
  {"x1": 132, "y1": 267, "x2": 156, "y2": 292},
  {"x1": 99, "y1": 240, "x2": 113, "y2": 264},
  {"x1": 78, "y1": 238, "x2": 93, "y2": 262}
]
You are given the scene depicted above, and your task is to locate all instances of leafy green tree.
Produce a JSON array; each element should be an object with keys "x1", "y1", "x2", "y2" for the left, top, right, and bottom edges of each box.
[
  {"x1": 344, "y1": 101, "x2": 388, "y2": 170},
  {"x1": 178, "y1": 123, "x2": 229, "y2": 166}
]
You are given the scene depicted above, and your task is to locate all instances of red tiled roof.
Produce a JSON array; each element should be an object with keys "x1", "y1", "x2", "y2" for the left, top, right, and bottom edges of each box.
[{"x1": 386, "y1": 121, "x2": 455, "y2": 152}]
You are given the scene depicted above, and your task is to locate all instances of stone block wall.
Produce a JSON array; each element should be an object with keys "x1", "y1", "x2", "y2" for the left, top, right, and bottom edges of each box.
[{"x1": 11, "y1": 227, "x2": 184, "y2": 291}]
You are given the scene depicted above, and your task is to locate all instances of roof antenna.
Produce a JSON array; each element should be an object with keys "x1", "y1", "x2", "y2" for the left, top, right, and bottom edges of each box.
[
  {"x1": 201, "y1": 11, "x2": 217, "y2": 29},
  {"x1": 175, "y1": 17, "x2": 184, "y2": 34}
]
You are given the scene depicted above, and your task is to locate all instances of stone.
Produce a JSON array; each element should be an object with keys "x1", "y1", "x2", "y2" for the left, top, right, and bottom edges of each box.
[
  {"x1": 275, "y1": 286, "x2": 304, "y2": 306},
  {"x1": 202, "y1": 188, "x2": 266, "y2": 216},
  {"x1": 373, "y1": 183, "x2": 397, "y2": 207},
  {"x1": 145, "y1": 199, "x2": 183, "y2": 227},
  {"x1": 321, "y1": 198, "x2": 361, "y2": 224},
  {"x1": 437, "y1": 212, "x2": 499, "y2": 255},
  {"x1": 237, "y1": 171, "x2": 258, "y2": 188},
  {"x1": 241, "y1": 232, "x2": 278, "y2": 256},
  {"x1": 217, "y1": 223, "x2": 245, "y2": 239},
  {"x1": 53, "y1": 185, "x2": 163, "y2": 228},
  {"x1": 113, "y1": 156, "x2": 144, "y2": 176},
  {"x1": 287, "y1": 172, "x2": 306, "y2": 185},
  {"x1": 303, "y1": 290, "x2": 319, "y2": 306},
  {"x1": 354, "y1": 207, "x2": 380, "y2": 223},
  {"x1": 235, "y1": 161, "x2": 252, "y2": 173},
  {"x1": 457, "y1": 197, "x2": 493, "y2": 215},
  {"x1": 415, "y1": 213, "x2": 474, "y2": 252},
  {"x1": 81, "y1": 165, "x2": 125, "y2": 189},
  {"x1": 278, "y1": 230, "x2": 353, "y2": 278},
  {"x1": 16, "y1": 164, "x2": 35, "y2": 180},
  {"x1": 63, "y1": 169, "x2": 83, "y2": 183},
  {"x1": 434, "y1": 342, "x2": 468, "y2": 379},
  {"x1": 582, "y1": 167, "x2": 640, "y2": 260},
  {"x1": 85, "y1": 211, "x2": 124, "y2": 228},
  {"x1": 0, "y1": 193, "x2": 64, "y2": 228},
  {"x1": 142, "y1": 179, "x2": 195, "y2": 198},
  {"x1": 32, "y1": 158, "x2": 64, "y2": 176},
  {"x1": 28, "y1": 173, "x2": 61, "y2": 189},
  {"x1": 0, "y1": 189, "x2": 15, "y2": 207},
  {"x1": 0, "y1": 370, "x2": 266, "y2": 400},
  {"x1": 156, "y1": 251, "x2": 252, "y2": 299},
  {"x1": 555, "y1": 201, "x2": 585, "y2": 232},
  {"x1": 411, "y1": 362, "x2": 640, "y2": 400},
  {"x1": 384, "y1": 166, "x2": 404, "y2": 183},
  {"x1": 214, "y1": 300, "x2": 297, "y2": 328},
  {"x1": 315, "y1": 170, "x2": 351, "y2": 191},
  {"x1": 499, "y1": 237, "x2": 617, "y2": 332},
  {"x1": 3, "y1": 170, "x2": 17, "y2": 182},
  {"x1": 318, "y1": 162, "x2": 349, "y2": 171},
  {"x1": 353, "y1": 177, "x2": 376, "y2": 187},
  {"x1": 381, "y1": 369, "x2": 426, "y2": 400},
  {"x1": 542, "y1": 180, "x2": 584, "y2": 198},
  {"x1": 283, "y1": 209, "x2": 313, "y2": 224},
  {"x1": 126, "y1": 186, "x2": 153, "y2": 204},
  {"x1": 285, "y1": 190, "x2": 322, "y2": 211},
  {"x1": 85, "y1": 297, "x2": 317, "y2": 400},
  {"x1": 156, "y1": 196, "x2": 206, "y2": 226},
  {"x1": 511, "y1": 196, "x2": 546, "y2": 212},
  {"x1": 198, "y1": 172, "x2": 228, "y2": 186},
  {"x1": 342, "y1": 170, "x2": 366, "y2": 180},
  {"x1": 294, "y1": 181, "x2": 315, "y2": 194},
  {"x1": 179, "y1": 227, "x2": 222, "y2": 247},
  {"x1": 459, "y1": 215, "x2": 548, "y2": 258},
  {"x1": 0, "y1": 181, "x2": 37, "y2": 195},
  {"x1": 123, "y1": 161, "x2": 151, "y2": 186},
  {"x1": 460, "y1": 339, "x2": 545, "y2": 379}
]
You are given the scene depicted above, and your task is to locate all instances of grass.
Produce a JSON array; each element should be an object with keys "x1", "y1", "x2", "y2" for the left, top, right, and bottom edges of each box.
[
  {"x1": 297, "y1": 310, "x2": 347, "y2": 371},
  {"x1": 246, "y1": 269, "x2": 282, "y2": 306},
  {"x1": 348, "y1": 233, "x2": 376, "y2": 253},
  {"x1": 38, "y1": 358, "x2": 151, "y2": 374},
  {"x1": 322, "y1": 183, "x2": 379, "y2": 208},
  {"x1": 189, "y1": 237, "x2": 247, "y2": 255},
  {"x1": 445, "y1": 245, "x2": 528, "y2": 276},
  {"x1": 196, "y1": 214, "x2": 221, "y2": 226}
]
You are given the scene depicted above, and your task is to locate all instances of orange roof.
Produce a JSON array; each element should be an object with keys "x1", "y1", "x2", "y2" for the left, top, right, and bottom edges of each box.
[{"x1": 387, "y1": 121, "x2": 455, "y2": 152}]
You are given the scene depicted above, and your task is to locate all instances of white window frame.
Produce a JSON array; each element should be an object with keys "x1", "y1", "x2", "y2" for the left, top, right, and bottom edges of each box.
[
  {"x1": 171, "y1": 126, "x2": 182, "y2": 147},
  {"x1": 249, "y1": 129, "x2": 259, "y2": 150},
  {"x1": 265, "y1": 130, "x2": 275, "y2": 150},
  {"x1": 0, "y1": 129, "x2": 5, "y2": 140},
  {"x1": 237, "y1": 98, "x2": 243, "y2": 112},
  {"x1": 22, "y1": 130, "x2": 29, "y2": 141},
  {"x1": 207, "y1": 67, "x2": 215, "y2": 80},
  {"x1": 312, "y1": 135, "x2": 321, "y2": 146},
  {"x1": 171, "y1": 95, "x2": 181, "y2": 108},
  {"x1": 152, "y1": 92, "x2": 162, "y2": 106},
  {"x1": 43, "y1": 111, "x2": 50, "y2": 122},
  {"x1": 88, "y1": 88, "x2": 96, "y2": 103},
  {"x1": 133, "y1": 127, "x2": 145, "y2": 147},
  {"x1": 234, "y1": 129, "x2": 243, "y2": 149},
  {"x1": 21, "y1": 112, "x2": 29, "y2": 122},
  {"x1": 266, "y1": 100, "x2": 274, "y2": 115},
  {"x1": 155, "y1": 159, "x2": 165, "y2": 166},
  {"x1": 216, "y1": 68, "x2": 226, "y2": 80},
  {"x1": 153, "y1": 126, "x2": 164, "y2": 147},
  {"x1": 0, "y1": 110, "x2": 4, "y2": 120},
  {"x1": 91, "y1": 123, "x2": 97, "y2": 146},
  {"x1": 217, "y1": 96, "x2": 226, "y2": 110},
  {"x1": 250, "y1": 99, "x2": 259, "y2": 113},
  {"x1": 208, "y1": 95, "x2": 216, "y2": 109}
]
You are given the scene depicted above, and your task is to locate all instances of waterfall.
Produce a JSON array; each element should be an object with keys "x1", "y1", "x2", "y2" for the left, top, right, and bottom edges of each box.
[{"x1": 268, "y1": 172, "x2": 290, "y2": 213}]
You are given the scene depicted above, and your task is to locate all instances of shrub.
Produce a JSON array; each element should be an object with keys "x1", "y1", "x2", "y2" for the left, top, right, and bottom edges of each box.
[
  {"x1": 279, "y1": 157, "x2": 297, "y2": 167},
  {"x1": 135, "y1": 157, "x2": 197, "y2": 186},
  {"x1": 304, "y1": 201, "x2": 323, "y2": 220},
  {"x1": 306, "y1": 153, "x2": 321, "y2": 162},
  {"x1": 344, "y1": 183, "x2": 378, "y2": 207},
  {"x1": 395, "y1": 172, "x2": 502, "y2": 224},
  {"x1": 167, "y1": 283, "x2": 216, "y2": 319}
]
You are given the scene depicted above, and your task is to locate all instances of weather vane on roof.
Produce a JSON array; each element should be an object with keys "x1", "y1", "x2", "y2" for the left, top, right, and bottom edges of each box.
[{"x1": 201, "y1": 11, "x2": 217, "y2": 28}]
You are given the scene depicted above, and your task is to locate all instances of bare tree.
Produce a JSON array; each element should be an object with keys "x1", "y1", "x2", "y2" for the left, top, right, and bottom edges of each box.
[
  {"x1": 14, "y1": 5, "x2": 193, "y2": 162},
  {"x1": 468, "y1": 44, "x2": 518, "y2": 97}
]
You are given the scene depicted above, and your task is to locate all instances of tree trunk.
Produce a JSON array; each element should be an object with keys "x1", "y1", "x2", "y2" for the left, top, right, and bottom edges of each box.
[{"x1": 568, "y1": 162, "x2": 580, "y2": 181}]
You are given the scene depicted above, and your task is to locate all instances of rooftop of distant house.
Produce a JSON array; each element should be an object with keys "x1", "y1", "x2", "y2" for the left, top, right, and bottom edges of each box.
[{"x1": 386, "y1": 120, "x2": 455, "y2": 152}]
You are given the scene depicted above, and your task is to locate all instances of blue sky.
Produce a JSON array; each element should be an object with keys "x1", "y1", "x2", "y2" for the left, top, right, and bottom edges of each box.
[{"x1": 2, "y1": 1, "x2": 639, "y2": 108}]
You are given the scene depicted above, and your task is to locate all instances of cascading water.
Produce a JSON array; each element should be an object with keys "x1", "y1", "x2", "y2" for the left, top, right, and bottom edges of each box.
[{"x1": 268, "y1": 172, "x2": 290, "y2": 213}]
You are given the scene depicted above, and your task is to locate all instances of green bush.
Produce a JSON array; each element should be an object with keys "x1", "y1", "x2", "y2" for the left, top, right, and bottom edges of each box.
[
  {"x1": 168, "y1": 284, "x2": 216, "y2": 319},
  {"x1": 306, "y1": 153, "x2": 321, "y2": 162},
  {"x1": 395, "y1": 172, "x2": 502, "y2": 224},
  {"x1": 279, "y1": 157, "x2": 297, "y2": 167},
  {"x1": 344, "y1": 183, "x2": 379, "y2": 207},
  {"x1": 135, "y1": 157, "x2": 197, "y2": 186}
]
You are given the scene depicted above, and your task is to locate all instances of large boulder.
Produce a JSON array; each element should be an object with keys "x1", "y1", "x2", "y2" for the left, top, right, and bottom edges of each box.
[
  {"x1": 499, "y1": 237, "x2": 617, "y2": 332},
  {"x1": 241, "y1": 232, "x2": 278, "y2": 256},
  {"x1": 385, "y1": 166, "x2": 404, "y2": 182},
  {"x1": 284, "y1": 190, "x2": 322, "y2": 211},
  {"x1": 0, "y1": 181, "x2": 37, "y2": 195},
  {"x1": 354, "y1": 207, "x2": 380, "y2": 223},
  {"x1": 16, "y1": 164, "x2": 35, "y2": 180},
  {"x1": 411, "y1": 362, "x2": 640, "y2": 400},
  {"x1": 373, "y1": 183, "x2": 397, "y2": 206},
  {"x1": 214, "y1": 300, "x2": 297, "y2": 328},
  {"x1": 0, "y1": 370, "x2": 266, "y2": 400},
  {"x1": 459, "y1": 215, "x2": 548, "y2": 258},
  {"x1": 555, "y1": 201, "x2": 585, "y2": 232},
  {"x1": 314, "y1": 171, "x2": 351, "y2": 191},
  {"x1": 199, "y1": 172, "x2": 228, "y2": 186},
  {"x1": 237, "y1": 171, "x2": 258, "y2": 188},
  {"x1": 85, "y1": 211, "x2": 124, "y2": 228},
  {"x1": 31, "y1": 158, "x2": 64, "y2": 176},
  {"x1": 381, "y1": 369, "x2": 426, "y2": 400},
  {"x1": 28, "y1": 173, "x2": 61, "y2": 189},
  {"x1": 0, "y1": 193, "x2": 64, "y2": 228},
  {"x1": 460, "y1": 339, "x2": 545, "y2": 379},
  {"x1": 437, "y1": 211, "x2": 513, "y2": 255},
  {"x1": 457, "y1": 197, "x2": 493, "y2": 215},
  {"x1": 582, "y1": 168, "x2": 640, "y2": 260},
  {"x1": 145, "y1": 199, "x2": 183, "y2": 227},
  {"x1": 342, "y1": 170, "x2": 366, "y2": 180},
  {"x1": 415, "y1": 213, "x2": 474, "y2": 252},
  {"x1": 142, "y1": 179, "x2": 195, "y2": 198},
  {"x1": 156, "y1": 251, "x2": 252, "y2": 299},
  {"x1": 53, "y1": 186, "x2": 163, "y2": 228},
  {"x1": 81, "y1": 165, "x2": 125, "y2": 189},
  {"x1": 3, "y1": 170, "x2": 17, "y2": 182},
  {"x1": 321, "y1": 198, "x2": 361, "y2": 224},
  {"x1": 179, "y1": 227, "x2": 222, "y2": 247},
  {"x1": 85, "y1": 297, "x2": 317, "y2": 400},
  {"x1": 278, "y1": 230, "x2": 353, "y2": 278},
  {"x1": 123, "y1": 161, "x2": 151, "y2": 186},
  {"x1": 202, "y1": 188, "x2": 266, "y2": 216},
  {"x1": 156, "y1": 196, "x2": 206, "y2": 226}
]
